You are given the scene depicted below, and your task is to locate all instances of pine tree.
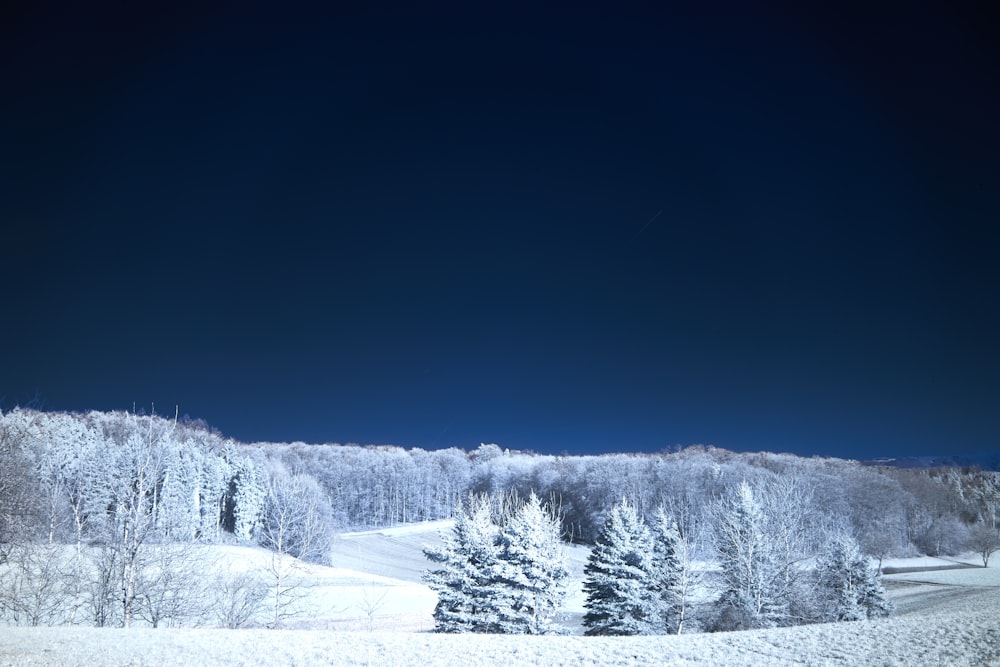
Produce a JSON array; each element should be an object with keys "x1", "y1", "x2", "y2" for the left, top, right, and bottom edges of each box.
[
  {"x1": 650, "y1": 508, "x2": 688, "y2": 634},
  {"x1": 225, "y1": 449, "x2": 265, "y2": 543},
  {"x1": 424, "y1": 493, "x2": 569, "y2": 634},
  {"x1": 423, "y1": 495, "x2": 506, "y2": 633},
  {"x1": 582, "y1": 499, "x2": 661, "y2": 635},
  {"x1": 816, "y1": 535, "x2": 892, "y2": 621},
  {"x1": 495, "y1": 492, "x2": 568, "y2": 634}
]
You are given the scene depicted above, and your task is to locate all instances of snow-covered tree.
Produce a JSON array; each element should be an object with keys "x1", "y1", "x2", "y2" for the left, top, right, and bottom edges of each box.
[
  {"x1": 815, "y1": 535, "x2": 892, "y2": 621},
  {"x1": 970, "y1": 473, "x2": 1000, "y2": 530},
  {"x1": 158, "y1": 445, "x2": 203, "y2": 541},
  {"x1": 260, "y1": 471, "x2": 332, "y2": 564},
  {"x1": 208, "y1": 567, "x2": 268, "y2": 629},
  {"x1": 582, "y1": 499, "x2": 661, "y2": 635},
  {"x1": 0, "y1": 541, "x2": 76, "y2": 626},
  {"x1": 969, "y1": 522, "x2": 1000, "y2": 567},
  {"x1": 98, "y1": 413, "x2": 172, "y2": 628},
  {"x1": 650, "y1": 508, "x2": 689, "y2": 634},
  {"x1": 424, "y1": 493, "x2": 568, "y2": 634},
  {"x1": 711, "y1": 481, "x2": 788, "y2": 630},
  {"x1": 494, "y1": 492, "x2": 568, "y2": 634},
  {"x1": 424, "y1": 494, "x2": 506, "y2": 633},
  {"x1": 134, "y1": 543, "x2": 206, "y2": 628},
  {"x1": 0, "y1": 411, "x2": 44, "y2": 552},
  {"x1": 259, "y1": 470, "x2": 333, "y2": 627},
  {"x1": 226, "y1": 449, "x2": 265, "y2": 542}
]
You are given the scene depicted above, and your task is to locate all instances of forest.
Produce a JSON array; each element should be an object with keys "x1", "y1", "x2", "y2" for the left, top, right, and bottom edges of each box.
[{"x1": 0, "y1": 408, "x2": 998, "y2": 632}]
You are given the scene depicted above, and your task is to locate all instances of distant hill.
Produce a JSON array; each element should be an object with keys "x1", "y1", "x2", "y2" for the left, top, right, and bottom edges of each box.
[{"x1": 863, "y1": 452, "x2": 1000, "y2": 472}]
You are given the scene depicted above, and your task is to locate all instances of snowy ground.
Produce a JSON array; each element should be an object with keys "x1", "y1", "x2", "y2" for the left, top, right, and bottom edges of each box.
[{"x1": 2, "y1": 524, "x2": 999, "y2": 665}]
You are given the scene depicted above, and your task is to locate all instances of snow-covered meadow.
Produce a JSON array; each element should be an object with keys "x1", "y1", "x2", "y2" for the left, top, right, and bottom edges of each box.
[{"x1": 2, "y1": 522, "x2": 999, "y2": 666}]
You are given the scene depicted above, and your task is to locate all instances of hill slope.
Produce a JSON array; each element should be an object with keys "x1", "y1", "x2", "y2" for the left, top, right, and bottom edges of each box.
[
  {"x1": 2, "y1": 578, "x2": 998, "y2": 667},
  {"x1": 3, "y1": 525, "x2": 999, "y2": 665}
]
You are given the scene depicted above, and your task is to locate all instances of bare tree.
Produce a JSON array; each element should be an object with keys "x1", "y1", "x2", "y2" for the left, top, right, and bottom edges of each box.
[
  {"x1": 357, "y1": 584, "x2": 389, "y2": 632},
  {"x1": 710, "y1": 481, "x2": 789, "y2": 630},
  {"x1": 135, "y1": 543, "x2": 207, "y2": 628},
  {"x1": 259, "y1": 471, "x2": 333, "y2": 627},
  {"x1": 0, "y1": 542, "x2": 75, "y2": 626},
  {"x1": 969, "y1": 523, "x2": 1000, "y2": 567},
  {"x1": 84, "y1": 545, "x2": 120, "y2": 627},
  {"x1": 209, "y1": 568, "x2": 269, "y2": 629},
  {"x1": 756, "y1": 476, "x2": 821, "y2": 622},
  {"x1": 90, "y1": 412, "x2": 174, "y2": 627}
]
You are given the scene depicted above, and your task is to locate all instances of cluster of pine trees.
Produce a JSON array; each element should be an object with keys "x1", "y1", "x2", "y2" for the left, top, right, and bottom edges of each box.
[
  {"x1": 582, "y1": 500, "x2": 688, "y2": 635},
  {"x1": 425, "y1": 489, "x2": 892, "y2": 636},
  {"x1": 423, "y1": 493, "x2": 568, "y2": 634}
]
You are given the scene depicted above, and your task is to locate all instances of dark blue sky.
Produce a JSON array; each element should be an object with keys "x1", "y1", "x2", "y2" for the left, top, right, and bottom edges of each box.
[{"x1": 2, "y1": 2, "x2": 997, "y2": 459}]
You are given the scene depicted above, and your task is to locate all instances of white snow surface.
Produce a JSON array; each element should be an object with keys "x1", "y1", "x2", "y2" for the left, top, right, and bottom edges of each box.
[{"x1": 2, "y1": 523, "x2": 999, "y2": 666}]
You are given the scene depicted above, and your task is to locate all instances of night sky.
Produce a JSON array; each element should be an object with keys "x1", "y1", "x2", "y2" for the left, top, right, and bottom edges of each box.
[{"x1": 2, "y1": 2, "x2": 997, "y2": 459}]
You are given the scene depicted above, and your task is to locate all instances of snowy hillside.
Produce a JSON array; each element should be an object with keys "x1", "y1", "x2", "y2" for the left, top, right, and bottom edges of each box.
[
  {"x1": 333, "y1": 521, "x2": 452, "y2": 584},
  {"x1": 334, "y1": 519, "x2": 595, "y2": 628},
  {"x1": 2, "y1": 521, "x2": 999, "y2": 666},
  {"x1": 1, "y1": 564, "x2": 998, "y2": 666}
]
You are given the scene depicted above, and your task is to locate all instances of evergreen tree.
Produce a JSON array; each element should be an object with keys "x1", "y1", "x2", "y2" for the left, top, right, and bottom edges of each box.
[
  {"x1": 582, "y1": 499, "x2": 661, "y2": 635},
  {"x1": 650, "y1": 507, "x2": 688, "y2": 634},
  {"x1": 816, "y1": 535, "x2": 892, "y2": 621},
  {"x1": 423, "y1": 495, "x2": 506, "y2": 632},
  {"x1": 495, "y1": 492, "x2": 568, "y2": 634},
  {"x1": 228, "y1": 452, "x2": 265, "y2": 543},
  {"x1": 424, "y1": 493, "x2": 568, "y2": 634}
]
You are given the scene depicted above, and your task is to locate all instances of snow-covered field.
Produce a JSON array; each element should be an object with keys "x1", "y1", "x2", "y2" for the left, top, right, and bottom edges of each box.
[{"x1": 2, "y1": 523, "x2": 999, "y2": 666}]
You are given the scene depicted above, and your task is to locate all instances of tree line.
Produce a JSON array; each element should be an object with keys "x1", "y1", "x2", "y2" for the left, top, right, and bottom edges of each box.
[
  {"x1": 1, "y1": 408, "x2": 997, "y2": 629},
  {"x1": 0, "y1": 408, "x2": 330, "y2": 627}
]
